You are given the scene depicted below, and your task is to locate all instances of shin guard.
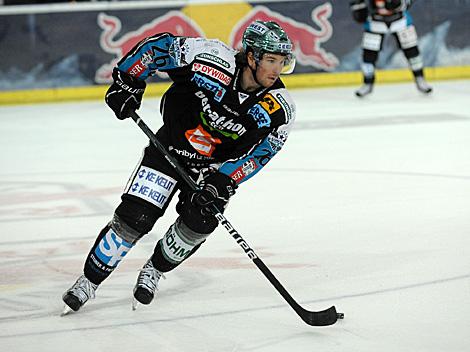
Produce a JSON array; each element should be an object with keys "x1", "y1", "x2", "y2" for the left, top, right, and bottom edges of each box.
[
  {"x1": 151, "y1": 217, "x2": 209, "y2": 272},
  {"x1": 84, "y1": 215, "x2": 141, "y2": 285}
]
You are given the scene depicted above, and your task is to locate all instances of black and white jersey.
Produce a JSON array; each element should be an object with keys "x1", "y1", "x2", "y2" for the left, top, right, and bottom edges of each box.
[{"x1": 117, "y1": 33, "x2": 295, "y2": 184}]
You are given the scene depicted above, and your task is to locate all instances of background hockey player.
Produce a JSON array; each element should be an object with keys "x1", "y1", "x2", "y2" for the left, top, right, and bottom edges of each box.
[
  {"x1": 349, "y1": 0, "x2": 433, "y2": 97},
  {"x1": 62, "y1": 20, "x2": 296, "y2": 314}
]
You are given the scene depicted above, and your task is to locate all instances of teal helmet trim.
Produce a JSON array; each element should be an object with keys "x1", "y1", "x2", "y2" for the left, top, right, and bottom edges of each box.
[{"x1": 242, "y1": 20, "x2": 295, "y2": 74}]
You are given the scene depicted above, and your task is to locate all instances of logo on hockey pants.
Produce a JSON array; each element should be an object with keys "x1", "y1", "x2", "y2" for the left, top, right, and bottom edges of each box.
[{"x1": 94, "y1": 229, "x2": 132, "y2": 267}]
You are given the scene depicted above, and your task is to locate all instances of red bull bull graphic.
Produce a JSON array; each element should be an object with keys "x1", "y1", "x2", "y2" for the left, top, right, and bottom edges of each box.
[
  {"x1": 96, "y1": 11, "x2": 205, "y2": 83},
  {"x1": 229, "y1": 3, "x2": 338, "y2": 71}
]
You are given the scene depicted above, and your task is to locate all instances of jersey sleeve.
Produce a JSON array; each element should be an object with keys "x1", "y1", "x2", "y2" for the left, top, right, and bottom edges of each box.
[
  {"x1": 116, "y1": 34, "x2": 236, "y2": 80},
  {"x1": 218, "y1": 89, "x2": 296, "y2": 184},
  {"x1": 116, "y1": 33, "x2": 180, "y2": 80}
]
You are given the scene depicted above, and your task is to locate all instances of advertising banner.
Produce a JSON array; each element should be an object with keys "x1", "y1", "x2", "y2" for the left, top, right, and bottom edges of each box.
[{"x1": 0, "y1": 0, "x2": 469, "y2": 91}]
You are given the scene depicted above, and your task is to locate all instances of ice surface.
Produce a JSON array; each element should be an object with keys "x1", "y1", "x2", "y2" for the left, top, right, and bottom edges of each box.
[{"x1": 0, "y1": 80, "x2": 469, "y2": 351}]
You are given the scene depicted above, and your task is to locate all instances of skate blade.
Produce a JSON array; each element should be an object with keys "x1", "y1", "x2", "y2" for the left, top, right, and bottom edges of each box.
[
  {"x1": 418, "y1": 88, "x2": 433, "y2": 94},
  {"x1": 60, "y1": 305, "x2": 73, "y2": 317},
  {"x1": 132, "y1": 298, "x2": 139, "y2": 311}
]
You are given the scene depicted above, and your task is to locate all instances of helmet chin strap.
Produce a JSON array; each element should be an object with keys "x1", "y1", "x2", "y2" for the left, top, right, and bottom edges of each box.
[{"x1": 250, "y1": 57, "x2": 263, "y2": 87}]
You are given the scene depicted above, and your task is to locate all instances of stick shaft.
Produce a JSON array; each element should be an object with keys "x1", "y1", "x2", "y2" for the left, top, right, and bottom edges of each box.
[{"x1": 130, "y1": 111, "x2": 340, "y2": 326}]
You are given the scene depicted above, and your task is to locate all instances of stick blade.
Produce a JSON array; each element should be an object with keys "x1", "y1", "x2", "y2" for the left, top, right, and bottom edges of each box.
[{"x1": 301, "y1": 305, "x2": 344, "y2": 326}]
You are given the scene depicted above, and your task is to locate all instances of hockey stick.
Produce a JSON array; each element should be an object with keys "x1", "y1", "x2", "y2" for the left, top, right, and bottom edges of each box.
[{"x1": 130, "y1": 111, "x2": 344, "y2": 326}]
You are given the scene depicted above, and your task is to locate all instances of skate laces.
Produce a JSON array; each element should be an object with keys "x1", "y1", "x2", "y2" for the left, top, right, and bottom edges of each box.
[
  {"x1": 69, "y1": 275, "x2": 98, "y2": 303},
  {"x1": 136, "y1": 260, "x2": 164, "y2": 293}
]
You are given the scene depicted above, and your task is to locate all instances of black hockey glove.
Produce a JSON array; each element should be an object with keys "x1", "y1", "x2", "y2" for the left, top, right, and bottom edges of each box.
[
  {"x1": 105, "y1": 68, "x2": 146, "y2": 120},
  {"x1": 191, "y1": 171, "x2": 237, "y2": 214},
  {"x1": 385, "y1": 0, "x2": 404, "y2": 11},
  {"x1": 178, "y1": 171, "x2": 237, "y2": 234}
]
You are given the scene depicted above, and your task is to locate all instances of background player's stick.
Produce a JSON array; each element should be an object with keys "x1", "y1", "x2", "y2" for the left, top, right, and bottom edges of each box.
[{"x1": 130, "y1": 111, "x2": 344, "y2": 326}]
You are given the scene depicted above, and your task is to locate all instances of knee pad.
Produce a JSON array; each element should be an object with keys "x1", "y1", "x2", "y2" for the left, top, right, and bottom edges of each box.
[
  {"x1": 362, "y1": 32, "x2": 382, "y2": 52},
  {"x1": 396, "y1": 25, "x2": 418, "y2": 49},
  {"x1": 115, "y1": 196, "x2": 162, "y2": 236}
]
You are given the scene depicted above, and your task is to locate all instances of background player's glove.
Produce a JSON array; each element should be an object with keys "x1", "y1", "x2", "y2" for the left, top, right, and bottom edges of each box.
[
  {"x1": 105, "y1": 68, "x2": 146, "y2": 120},
  {"x1": 191, "y1": 171, "x2": 237, "y2": 214}
]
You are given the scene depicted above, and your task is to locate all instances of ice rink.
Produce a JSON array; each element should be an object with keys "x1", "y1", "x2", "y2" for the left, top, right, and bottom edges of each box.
[{"x1": 1, "y1": 80, "x2": 469, "y2": 351}]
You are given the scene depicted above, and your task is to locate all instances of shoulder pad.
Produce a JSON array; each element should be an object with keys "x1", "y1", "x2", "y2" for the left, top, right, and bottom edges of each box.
[{"x1": 172, "y1": 37, "x2": 237, "y2": 73}]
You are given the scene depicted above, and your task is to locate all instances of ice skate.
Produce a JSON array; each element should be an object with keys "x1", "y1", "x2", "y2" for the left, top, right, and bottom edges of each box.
[
  {"x1": 132, "y1": 258, "x2": 164, "y2": 310},
  {"x1": 415, "y1": 76, "x2": 433, "y2": 94},
  {"x1": 61, "y1": 275, "x2": 98, "y2": 316},
  {"x1": 355, "y1": 83, "x2": 373, "y2": 97}
]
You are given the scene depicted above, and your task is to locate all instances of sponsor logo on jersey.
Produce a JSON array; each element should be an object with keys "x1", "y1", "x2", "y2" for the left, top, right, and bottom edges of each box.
[
  {"x1": 94, "y1": 229, "x2": 132, "y2": 267},
  {"x1": 192, "y1": 62, "x2": 232, "y2": 85},
  {"x1": 274, "y1": 92, "x2": 293, "y2": 122},
  {"x1": 200, "y1": 112, "x2": 246, "y2": 140},
  {"x1": 260, "y1": 93, "x2": 281, "y2": 114},
  {"x1": 229, "y1": 158, "x2": 257, "y2": 182},
  {"x1": 196, "y1": 53, "x2": 230, "y2": 69},
  {"x1": 128, "y1": 50, "x2": 153, "y2": 76},
  {"x1": 185, "y1": 125, "x2": 221, "y2": 157},
  {"x1": 196, "y1": 91, "x2": 247, "y2": 139},
  {"x1": 242, "y1": 159, "x2": 257, "y2": 175},
  {"x1": 222, "y1": 104, "x2": 240, "y2": 116},
  {"x1": 267, "y1": 134, "x2": 285, "y2": 152},
  {"x1": 248, "y1": 104, "x2": 271, "y2": 128},
  {"x1": 172, "y1": 147, "x2": 212, "y2": 160},
  {"x1": 192, "y1": 73, "x2": 226, "y2": 102},
  {"x1": 171, "y1": 37, "x2": 192, "y2": 66},
  {"x1": 127, "y1": 167, "x2": 176, "y2": 208}
]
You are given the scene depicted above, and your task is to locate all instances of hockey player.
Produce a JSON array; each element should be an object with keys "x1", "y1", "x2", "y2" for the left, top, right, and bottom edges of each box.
[
  {"x1": 61, "y1": 20, "x2": 296, "y2": 313},
  {"x1": 350, "y1": 0, "x2": 433, "y2": 97}
]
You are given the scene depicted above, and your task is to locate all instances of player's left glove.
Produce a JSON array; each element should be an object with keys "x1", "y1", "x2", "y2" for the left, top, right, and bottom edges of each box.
[{"x1": 105, "y1": 68, "x2": 146, "y2": 120}]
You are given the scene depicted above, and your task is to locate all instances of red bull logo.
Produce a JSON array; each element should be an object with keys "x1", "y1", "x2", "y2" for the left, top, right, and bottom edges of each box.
[
  {"x1": 229, "y1": 3, "x2": 338, "y2": 71},
  {"x1": 96, "y1": 3, "x2": 338, "y2": 83},
  {"x1": 96, "y1": 11, "x2": 204, "y2": 83}
]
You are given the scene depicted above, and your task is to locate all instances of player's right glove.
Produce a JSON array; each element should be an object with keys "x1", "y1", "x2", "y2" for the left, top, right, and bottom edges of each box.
[
  {"x1": 191, "y1": 171, "x2": 237, "y2": 214},
  {"x1": 105, "y1": 68, "x2": 146, "y2": 120},
  {"x1": 178, "y1": 171, "x2": 237, "y2": 234}
]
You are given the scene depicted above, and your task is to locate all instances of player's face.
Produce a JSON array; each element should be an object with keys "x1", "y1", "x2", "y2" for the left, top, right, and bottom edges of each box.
[{"x1": 255, "y1": 53, "x2": 286, "y2": 87}]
